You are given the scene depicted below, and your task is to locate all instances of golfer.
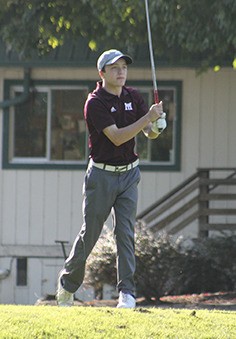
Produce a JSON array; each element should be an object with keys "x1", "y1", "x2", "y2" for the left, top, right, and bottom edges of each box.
[{"x1": 57, "y1": 49, "x2": 166, "y2": 308}]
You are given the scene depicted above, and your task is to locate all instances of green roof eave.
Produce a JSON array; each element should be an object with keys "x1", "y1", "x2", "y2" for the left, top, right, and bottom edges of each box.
[{"x1": 0, "y1": 38, "x2": 233, "y2": 69}]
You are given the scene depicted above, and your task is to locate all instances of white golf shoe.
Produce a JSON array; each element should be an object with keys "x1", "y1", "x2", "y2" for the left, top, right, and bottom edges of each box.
[
  {"x1": 56, "y1": 278, "x2": 74, "y2": 307},
  {"x1": 117, "y1": 291, "x2": 136, "y2": 308}
]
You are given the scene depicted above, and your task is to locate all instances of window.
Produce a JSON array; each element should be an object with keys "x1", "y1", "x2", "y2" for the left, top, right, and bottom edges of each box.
[
  {"x1": 132, "y1": 81, "x2": 182, "y2": 171},
  {"x1": 3, "y1": 80, "x2": 181, "y2": 170},
  {"x1": 7, "y1": 85, "x2": 88, "y2": 166},
  {"x1": 16, "y1": 257, "x2": 27, "y2": 286}
]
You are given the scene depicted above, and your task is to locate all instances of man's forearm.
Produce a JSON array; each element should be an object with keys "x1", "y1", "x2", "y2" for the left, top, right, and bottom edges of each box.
[{"x1": 103, "y1": 114, "x2": 152, "y2": 146}]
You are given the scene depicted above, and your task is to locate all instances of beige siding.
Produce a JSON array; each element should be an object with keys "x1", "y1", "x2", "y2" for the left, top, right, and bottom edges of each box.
[
  {"x1": 16, "y1": 171, "x2": 31, "y2": 244},
  {"x1": 228, "y1": 71, "x2": 236, "y2": 166},
  {"x1": 1, "y1": 67, "x2": 236, "y2": 241},
  {"x1": 198, "y1": 71, "x2": 215, "y2": 166},
  {"x1": 1, "y1": 171, "x2": 17, "y2": 244},
  {"x1": 0, "y1": 66, "x2": 235, "y2": 304},
  {"x1": 137, "y1": 68, "x2": 236, "y2": 214},
  {"x1": 0, "y1": 170, "x2": 85, "y2": 247},
  {"x1": 29, "y1": 171, "x2": 45, "y2": 244}
]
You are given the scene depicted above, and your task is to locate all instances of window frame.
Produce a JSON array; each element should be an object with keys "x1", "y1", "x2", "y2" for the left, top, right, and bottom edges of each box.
[
  {"x1": 3, "y1": 79, "x2": 182, "y2": 171},
  {"x1": 3, "y1": 80, "x2": 95, "y2": 170}
]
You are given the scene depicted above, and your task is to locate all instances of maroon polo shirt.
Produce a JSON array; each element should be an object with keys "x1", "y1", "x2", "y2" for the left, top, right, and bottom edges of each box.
[{"x1": 84, "y1": 81, "x2": 148, "y2": 166}]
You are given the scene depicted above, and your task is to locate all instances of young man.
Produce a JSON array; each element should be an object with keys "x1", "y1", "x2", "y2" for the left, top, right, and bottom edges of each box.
[{"x1": 56, "y1": 49, "x2": 166, "y2": 308}]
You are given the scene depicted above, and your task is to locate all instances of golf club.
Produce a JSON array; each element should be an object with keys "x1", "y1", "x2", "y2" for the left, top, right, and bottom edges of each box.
[{"x1": 144, "y1": 0, "x2": 159, "y2": 104}]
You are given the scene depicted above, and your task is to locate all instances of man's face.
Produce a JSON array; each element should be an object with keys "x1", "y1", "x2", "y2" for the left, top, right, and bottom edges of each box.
[{"x1": 102, "y1": 58, "x2": 128, "y2": 88}]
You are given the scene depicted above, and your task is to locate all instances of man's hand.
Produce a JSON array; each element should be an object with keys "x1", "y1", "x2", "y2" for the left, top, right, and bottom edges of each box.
[
  {"x1": 151, "y1": 112, "x2": 167, "y2": 134},
  {"x1": 147, "y1": 101, "x2": 163, "y2": 122}
]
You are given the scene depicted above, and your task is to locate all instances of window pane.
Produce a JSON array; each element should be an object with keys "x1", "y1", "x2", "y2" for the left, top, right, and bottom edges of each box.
[
  {"x1": 137, "y1": 131, "x2": 149, "y2": 160},
  {"x1": 136, "y1": 91, "x2": 150, "y2": 161},
  {"x1": 137, "y1": 87, "x2": 176, "y2": 164},
  {"x1": 51, "y1": 89, "x2": 87, "y2": 160},
  {"x1": 150, "y1": 89, "x2": 175, "y2": 163},
  {"x1": 14, "y1": 91, "x2": 47, "y2": 157}
]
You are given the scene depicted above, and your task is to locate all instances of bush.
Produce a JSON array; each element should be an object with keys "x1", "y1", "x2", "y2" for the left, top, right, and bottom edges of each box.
[
  {"x1": 134, "y1": 223, "x2": 183, "y2": 300},
  {"x1": 85, "y1": 224, "x2": 236, "y2": 301},
  {"x1": 178, "y1": 236, "x2": 236, "y2": 295}
]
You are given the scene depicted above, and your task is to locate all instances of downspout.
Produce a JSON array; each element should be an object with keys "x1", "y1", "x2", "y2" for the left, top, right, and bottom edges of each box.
[
  {"x1": 0, "y1": 257, "x2": 14, "y2": 280},
  {"x1": 0, "y1": 68, "x2": 31, "y2": 109}
]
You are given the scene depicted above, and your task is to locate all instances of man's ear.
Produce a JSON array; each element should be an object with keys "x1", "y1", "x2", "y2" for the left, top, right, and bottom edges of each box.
[{"x1": 99, "y1": 70, "x2": 105, "y2": 79}]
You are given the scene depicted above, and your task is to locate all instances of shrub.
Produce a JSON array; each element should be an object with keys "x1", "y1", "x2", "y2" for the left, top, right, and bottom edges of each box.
[
  {"x1": 85, "y1": 224, "x2": 236, "y2": 301},
  {"x1": 85, "y1": 224, "x2": 184, "y2": 300},
  {"x1": 134, "y1": 223, "x2": 183, "y2": 300},
  {"x1": 177, "y1": 236, "x2": 236, "y2": 294}
]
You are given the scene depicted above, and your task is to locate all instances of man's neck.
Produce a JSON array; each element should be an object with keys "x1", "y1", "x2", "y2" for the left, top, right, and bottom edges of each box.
[{"x1": 103, "y1": 83, "x2": 122, "y2": 97}]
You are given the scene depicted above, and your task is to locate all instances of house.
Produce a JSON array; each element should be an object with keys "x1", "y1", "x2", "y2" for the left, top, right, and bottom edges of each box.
[{"x1": 0, "y1": 38, "x2": 235, "y2": 304}]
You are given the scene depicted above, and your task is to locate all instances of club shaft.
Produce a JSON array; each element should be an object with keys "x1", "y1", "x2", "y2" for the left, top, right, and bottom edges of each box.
[{"x1": 144, "y1": 0, "x2": 159, "y2": 103}]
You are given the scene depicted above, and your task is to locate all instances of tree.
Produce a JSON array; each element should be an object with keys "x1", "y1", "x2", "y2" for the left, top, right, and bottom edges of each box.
[
  {"x1": 0, "y1": 0, "x2": 235, "y2": 70},
  {"x1": 156, "y1": 0, "x2": 236, "y2": 70}
]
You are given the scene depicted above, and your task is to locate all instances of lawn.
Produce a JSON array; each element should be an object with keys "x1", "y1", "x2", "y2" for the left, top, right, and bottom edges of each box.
[{"x1": 0, "y1": 305, "x2": 235, "y2": 338}]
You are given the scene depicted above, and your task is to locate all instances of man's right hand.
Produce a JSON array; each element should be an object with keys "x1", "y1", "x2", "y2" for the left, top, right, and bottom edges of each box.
[{"x1": 147, "y1": 101, "x2": 164, "y2": 122}]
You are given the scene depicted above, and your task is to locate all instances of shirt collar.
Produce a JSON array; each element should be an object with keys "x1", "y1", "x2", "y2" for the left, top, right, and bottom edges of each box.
[{"x1": 95, "y1": 81, "x2": 129, "y2": 100}]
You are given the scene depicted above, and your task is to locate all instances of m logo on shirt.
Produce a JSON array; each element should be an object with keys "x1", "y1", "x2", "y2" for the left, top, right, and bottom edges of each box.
[{"x1": 124, "y1": 102, "x2": 133, "y2": 111}]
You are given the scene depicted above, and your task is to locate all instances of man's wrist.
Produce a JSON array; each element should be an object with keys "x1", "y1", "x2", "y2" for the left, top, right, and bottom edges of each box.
[{"x1": 144, "y1": 113, "x2": 152, "y2": 124}]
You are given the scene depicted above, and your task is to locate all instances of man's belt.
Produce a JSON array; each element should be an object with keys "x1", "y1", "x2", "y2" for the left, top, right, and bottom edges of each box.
[{"x1": 89, "y1": 159, "x2": 139, "y2": 173}]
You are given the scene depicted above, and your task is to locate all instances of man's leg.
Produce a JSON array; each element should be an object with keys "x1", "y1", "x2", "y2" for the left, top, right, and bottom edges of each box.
[
  {"x1": 113, "y1": 167, "x2": 140, "y2": 307},
  {"x1": 58, "y1": 167, "x2": 117, "y2": 298}
]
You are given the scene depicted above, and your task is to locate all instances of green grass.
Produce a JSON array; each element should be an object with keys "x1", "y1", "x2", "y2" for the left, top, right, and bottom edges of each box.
[{"x1": 0, "y1": 305, "x2": 235, "y2": 339}]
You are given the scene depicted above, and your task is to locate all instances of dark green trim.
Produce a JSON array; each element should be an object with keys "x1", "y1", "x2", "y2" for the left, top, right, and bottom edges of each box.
[
  {"x1": 0, "y1": 68, "x2": 31, "y2": 108},
  {"x1": 0, "y1": 38, "x2": 233, "y2": 69},
  {"x1": 2, "y1": 162, "x2": 88, "y2": 171},
  {"x1": 2, "y1": 79, "x2": 182, "y2": 172}
]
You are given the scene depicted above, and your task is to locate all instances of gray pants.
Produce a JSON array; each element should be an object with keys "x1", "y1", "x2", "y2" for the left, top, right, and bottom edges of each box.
[{"x1": 60, "y1": 164, "x2": 140, "y2": 295}]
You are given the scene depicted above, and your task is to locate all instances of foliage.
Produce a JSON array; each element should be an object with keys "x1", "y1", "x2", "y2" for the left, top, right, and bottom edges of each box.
[
  {"x1": 134, "y1": 224, "x2": 183, "y2": 300},
  {"x1": 0, "y1": 0, "x2": 235, "y2": 69},
  {"x1": 85, "y1": 224, "x2": 236, "y2": 301},
  {"x1": 0, "y1": 0, "x2": 144, "y2": 58},
  {"x1": 178, "y1": 236, "x2": 236, "y2": 294},
  {"x1": 155, "y1": 0, "x2": 236, "y2": 70},
  {"x1": 0, "y1": 305, "x2": 235, "y2": 339}
]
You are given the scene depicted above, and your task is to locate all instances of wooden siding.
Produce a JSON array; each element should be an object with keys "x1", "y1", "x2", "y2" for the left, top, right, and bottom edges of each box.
[
  {"x1": 0, "y1": 66, "x2": 235, "y2": 304},
  {"x1": 0, "y1": 67, "x2": 236, "y2": 243},
  {"x1": 0, "y1": 170, "x2": 84, "y2": 246}
]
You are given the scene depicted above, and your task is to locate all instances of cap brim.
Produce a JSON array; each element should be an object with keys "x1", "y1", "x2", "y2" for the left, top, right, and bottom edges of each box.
[{"x1": 106, "y1": 54, "x2": 133, "y2": 66}]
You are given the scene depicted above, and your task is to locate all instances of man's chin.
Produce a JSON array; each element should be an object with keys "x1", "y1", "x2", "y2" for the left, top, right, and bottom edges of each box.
[{"x1": 117, "y1": 79, "x2": 126, "y2": 86}]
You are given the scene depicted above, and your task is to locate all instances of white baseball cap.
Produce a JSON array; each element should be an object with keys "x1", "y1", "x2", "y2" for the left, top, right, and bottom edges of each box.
[{"x1": 97, "y1": 49, "x2": 133, "y2": 71}]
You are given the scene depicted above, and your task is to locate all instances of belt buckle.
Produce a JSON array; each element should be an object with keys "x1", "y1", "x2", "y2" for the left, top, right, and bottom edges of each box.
[{"x1": 115, "y1": 165, "x2": 127, "y2": 172}]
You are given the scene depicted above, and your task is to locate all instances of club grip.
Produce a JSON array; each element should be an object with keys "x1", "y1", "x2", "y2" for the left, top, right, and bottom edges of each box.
[{"x1": 154, "y1": 90, "x2": 159, "y2": 104}]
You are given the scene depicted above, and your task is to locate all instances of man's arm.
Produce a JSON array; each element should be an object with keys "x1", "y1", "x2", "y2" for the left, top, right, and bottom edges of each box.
[{"x1": 103, "y1": 102, "x2": 163, "y2": 146}]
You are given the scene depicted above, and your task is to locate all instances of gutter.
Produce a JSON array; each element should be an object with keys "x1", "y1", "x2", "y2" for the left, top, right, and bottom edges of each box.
[{"x1": 0, "y1": 68, "x2": 31, "y2": 109}]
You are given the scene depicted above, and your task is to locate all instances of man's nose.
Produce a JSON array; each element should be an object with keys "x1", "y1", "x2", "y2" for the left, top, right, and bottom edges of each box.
[{"x1": 117, "y1": 67, "x2": 125, "y2": 74}]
